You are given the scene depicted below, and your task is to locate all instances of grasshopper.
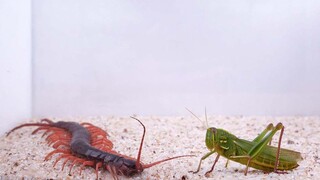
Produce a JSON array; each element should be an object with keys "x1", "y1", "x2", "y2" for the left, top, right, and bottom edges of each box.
[{"x1": 187, "y1": 109, "x2": 302, "y2": 176}]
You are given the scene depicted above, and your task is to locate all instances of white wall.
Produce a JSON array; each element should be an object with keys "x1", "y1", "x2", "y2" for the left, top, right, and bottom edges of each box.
[
  {"x1": 0, "y1": 0, "x2": 32, "y2": 134},
  {"x1": 33, "y1": 1, "x2": 320, "y2": 117}
]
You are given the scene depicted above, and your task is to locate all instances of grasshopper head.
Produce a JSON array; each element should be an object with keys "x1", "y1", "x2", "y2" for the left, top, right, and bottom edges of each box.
[{"x1": 205, "y1": 127, "x2": 217, "y2": 150}]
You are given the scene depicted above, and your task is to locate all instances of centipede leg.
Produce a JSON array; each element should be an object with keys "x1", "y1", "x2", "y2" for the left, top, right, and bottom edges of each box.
[
  {"x1": 69, "y1": 158, "x2": 84, "y2": 175},
  {"x1": 52, "y1": 141, "x2": 70, "y2": 149},
  {"x1": 45, "y1": 149, "x2": 70, "y2": 160},
  {"x1": 53, "y1": 154, "x2": 70, "y2": 167},
  {"x1": 41, "y1": 118, "x2": 54, "y2": 124},
  {"x1": 106, "y1": 164, "x2": 118, "y2": 180},
  {"x1": 61, "y1": 155, "x2": 76, "y2": 171},
  {"x1": 32, "y1": 127, "x2": 50, "y2": 134},
  {"x1": 95, "y1": 162, "x2": 102, "y2": 179},
  {"x1": 79, "y1": 161, "x2": 95, "y2": 175}
]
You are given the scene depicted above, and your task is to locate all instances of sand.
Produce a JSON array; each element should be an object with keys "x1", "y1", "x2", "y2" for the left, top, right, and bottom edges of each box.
[{"x1": 0, "y1": 116, "x2": 319, "y2": 180}]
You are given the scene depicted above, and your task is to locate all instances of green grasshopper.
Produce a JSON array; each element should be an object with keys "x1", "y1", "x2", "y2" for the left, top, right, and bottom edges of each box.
[{"x1": 187, "y1": 109, "x2": 302, "y2": 176}]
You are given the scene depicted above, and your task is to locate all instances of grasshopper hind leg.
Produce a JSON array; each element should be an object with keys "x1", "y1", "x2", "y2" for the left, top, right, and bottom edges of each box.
[
  {"x1": 231, "y1": 123, "x2": 285, "y2": 175},
  {"x1": 273, "y1": 123, "x2": 285, "y2": 173}
]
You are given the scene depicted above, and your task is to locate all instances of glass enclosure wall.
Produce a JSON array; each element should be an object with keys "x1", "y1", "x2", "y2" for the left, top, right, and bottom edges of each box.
[
  {"x1": 1, "y1": 1, "x2": 320, "y2": 135},
  {"x1": 32, "y1": 1, "x2": 320, "y2": 117},
  {"x1": 0, "y1": 0, "x2": 32, "y2": 134}
]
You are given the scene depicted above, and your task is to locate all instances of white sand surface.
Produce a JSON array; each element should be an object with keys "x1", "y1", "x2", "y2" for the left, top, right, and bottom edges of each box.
[{"x1": 0, "y1": 116, "x2": 319, "y2": 180}]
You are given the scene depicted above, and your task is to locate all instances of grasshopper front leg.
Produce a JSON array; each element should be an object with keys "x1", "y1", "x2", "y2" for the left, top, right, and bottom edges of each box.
[
  {"x1": 205, "y1": 154, "x2": 220, "y2": 176},
  {"x1": 190, "y1": 150, "x2": 216, "y2": 173},
  {"x1": 230, "y1": 123, "x2": 284, "y2": 175}
]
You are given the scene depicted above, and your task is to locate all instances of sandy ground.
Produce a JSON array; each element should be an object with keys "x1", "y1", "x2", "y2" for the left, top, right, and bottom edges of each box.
[{"x1": 0, "y1": 116, "x2": 319, "y2": 180}]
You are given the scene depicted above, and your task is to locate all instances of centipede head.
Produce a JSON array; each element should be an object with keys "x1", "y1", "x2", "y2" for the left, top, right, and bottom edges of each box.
[
  {"x1": 105, "y1": 117, "x2": 194, "y2": 178},
  {"x1": 105, "y1": 158, "x2": 142, "y2": 177}
]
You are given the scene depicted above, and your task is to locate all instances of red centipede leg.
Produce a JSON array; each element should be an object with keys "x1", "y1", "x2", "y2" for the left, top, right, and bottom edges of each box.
[
  {"x1": 48, "y1": 137, "x2": 61, "y2": 146},
  {"x1": 91, "y1": 131, "x2": 106, "y2": 137},
  {"x1": 92, "y1": 139, "x2": 113, "y2": 150},
  {"x1": 61, "y1": 156, "x2": 75, "y2": 171},
  {"x1": 95, "y1": 162, "x2": 102, "y2": 180},
  {"x1": 46, "y1": 133, "x2": 56, "y2": 142},
  {"x1": 47, "y1": 134, "x2": 71, "y2": 144},
  {"x1": 47, "y1": 133, "x2": 70, "y2": 146},
  {"x1": 39, "y1": 126, "x2": 62, "y2": 137},
  {"x1": 80, "y1": 122, "x2": 92, "y2": 125},
  {"x1": 43, "y1": 129, "x2": 65, "y2": 139},
  {"x1": 32, "y1": 127, "x2": 50, "y2": 134},
  {"x1": 88, "y1": 127, "x2": 113, "y2": 150},
  {"x1": 67, "y1": 158, "x2": 77, "y2": 174},
  {"x1": 53, "y1": 154, "x2": 70, "y2": 167},
  {"x1": 43, "y1": 127, "x2": 64, "y2": 137},
  {"x1": 41, "y1": 129, "x2": 51, "y2": 137},
  {"x1": 52, "y1": 141, "x2": 70, "y2": 149},
  {"x1": 46, "y1": 130, "x2": 67, "y2": 140},
  {"x1": 45, "y1": 128, "x2": 67, "y2": 138},
  {"x1": 69, "y1": 158, "x2": 83, "y2": 175},
  {"x1": 111, "y1": 166, "x2": 119, "y2": 180},
  {"x1": 41, "y1": 118, "x2": 53, "y2": 124},
  {"x1": 91, "y1": 139, "x2": 104, "y2": 145},
  {"x1": 106, "y1": 165, "x2": 118, "y2": 180},
  {"x1": 45, "y1": 149, "x2": 70, "y2": 160},
  {"x1": 79, "y1": 161, "x2": 95, "y2": 175},
  {"x1": 84, "y1": 124, "x2": 109, "y2": 137}
]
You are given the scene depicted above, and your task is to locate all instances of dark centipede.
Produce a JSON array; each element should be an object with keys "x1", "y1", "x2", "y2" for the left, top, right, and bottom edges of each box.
[{"x1": 7, "y1": 117, "x2": 193, "y2": 180}]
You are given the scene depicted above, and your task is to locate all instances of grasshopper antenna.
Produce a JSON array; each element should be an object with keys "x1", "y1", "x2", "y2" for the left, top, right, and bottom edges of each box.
[
  {"x1": 204, "y1": 107, "x2": 209, "y2": 128},
  {"x1": 185, "y1": 107, "x2": 208, "y2": 129}
]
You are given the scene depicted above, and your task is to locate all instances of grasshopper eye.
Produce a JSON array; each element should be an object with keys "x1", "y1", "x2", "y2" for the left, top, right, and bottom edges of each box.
[{"x1": 205, "y1": 128, "x2": 216, "y2": 150}]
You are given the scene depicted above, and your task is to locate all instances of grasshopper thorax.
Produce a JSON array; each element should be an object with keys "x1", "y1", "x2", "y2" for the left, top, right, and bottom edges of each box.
[{"x1": 205, "y1": 127, "x2": 217, "y2": 150}]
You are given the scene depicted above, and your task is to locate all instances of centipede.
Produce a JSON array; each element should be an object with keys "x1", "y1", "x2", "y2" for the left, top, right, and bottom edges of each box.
[{"x1": 6, "y1": 117, "x2": 193, "y2": 179}]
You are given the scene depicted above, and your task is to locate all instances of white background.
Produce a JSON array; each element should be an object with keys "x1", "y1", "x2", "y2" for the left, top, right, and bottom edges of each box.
[
  {"x1": 1, "y1": 1, "x2": 320, "y2": 133},
  {"x1": 0, "y1": 0, "x2": 31, "y2": 134}
]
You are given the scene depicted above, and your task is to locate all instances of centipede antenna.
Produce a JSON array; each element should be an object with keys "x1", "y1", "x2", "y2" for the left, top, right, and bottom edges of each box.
[
  {"x1": 142, "y1": 155, "x2": 195, "y2": 169},
  {"x1": 130, "y1": 116, "x2": 146, "y2": 172},
  {"x1": 130, "y1": 116, "x2": 195, "y2": 170}
]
